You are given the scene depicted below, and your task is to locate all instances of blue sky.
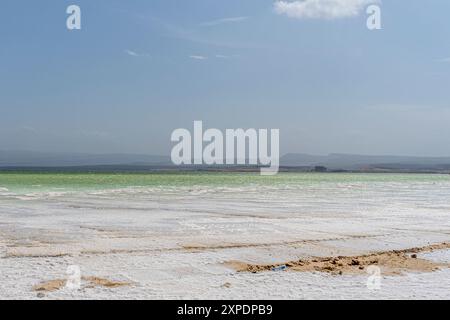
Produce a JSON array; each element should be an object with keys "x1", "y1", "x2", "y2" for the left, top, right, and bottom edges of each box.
[{"x1": 1, "y1": 0, "x2": 450, "y2": 156}]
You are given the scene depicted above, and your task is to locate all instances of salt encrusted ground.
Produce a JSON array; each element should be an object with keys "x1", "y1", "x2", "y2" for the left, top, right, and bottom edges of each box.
[{"x1": 1, "y1": 178, "x2": 450, "y2": 299}]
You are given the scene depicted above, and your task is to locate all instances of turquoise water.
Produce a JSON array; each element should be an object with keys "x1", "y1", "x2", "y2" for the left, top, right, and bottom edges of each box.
[{"x1": 0, "y1": 172, "x2": 448, "y2": 194}]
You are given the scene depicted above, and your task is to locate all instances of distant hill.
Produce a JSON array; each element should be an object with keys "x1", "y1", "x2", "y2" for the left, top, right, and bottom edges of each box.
[
  {"x1": 1, "y1": 150, "x2": 450, "y2": 172},
  {"x1": 280, "y1": 153, "x2": 450, "y2": 171},
  {"x1": 0, "y1": 150, "x2": 171, "y2": 167}
]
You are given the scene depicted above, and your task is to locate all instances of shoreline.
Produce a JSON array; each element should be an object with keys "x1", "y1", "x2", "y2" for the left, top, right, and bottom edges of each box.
[{"x1": 1, "y1": 167, "x2": 450, "y2": 175}]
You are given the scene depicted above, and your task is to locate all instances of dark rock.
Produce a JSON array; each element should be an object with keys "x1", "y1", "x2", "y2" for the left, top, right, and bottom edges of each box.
[{"x1": 351, "y1": 259, "x2": 360, "y2": 266}]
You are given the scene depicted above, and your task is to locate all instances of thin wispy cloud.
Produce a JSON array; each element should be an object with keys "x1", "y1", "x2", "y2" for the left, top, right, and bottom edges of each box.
[
  {"x1": 20, "y1": 125, "x2": 37, "y2": 133},
  {"x1": 215, "y1": 54, "x2": 240, "y2": 59},
  {"x1": 438, "y1": 57, "x2": 450, "y2": 63},
  {"x1": 132, "y1": 12, "x2": 263, "y2": 49},
  {"x1": 274, "y1": 0, "x2": 377, "y2": 20},
  {"x1": 124, "y1": 49, "x2": 150, "y2": 57},
  {"x1": 199, "y1": 16, "x2": 249, "y2": 27},
  {"x1": 189, "y1": 55, "x2": 208, "y2": 60},
  {"x1": 190, "y1": 54, "x2": 239, "y2": 60}
]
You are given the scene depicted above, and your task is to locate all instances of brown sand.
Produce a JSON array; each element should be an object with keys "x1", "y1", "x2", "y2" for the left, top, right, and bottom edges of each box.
[
  {"x1": 82, "y1": 276, "x2": 132, "y2": 289},
  {"x1": 33, "y1": 279, "x2": 67, "y2": 292},
  {"x1": 5, "y1": 252, "x2": 71, "y2": 259},
  {"x1": 33, "y1": 276, "x2": 132, "y2": 292},
  {"x1": 226, "y1": 242, "x2": 450, "y2": 276}
]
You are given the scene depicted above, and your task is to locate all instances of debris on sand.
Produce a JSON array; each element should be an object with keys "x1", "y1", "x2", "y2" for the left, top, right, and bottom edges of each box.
[
  {"x1": 272, "y1": 265, "x2": 287, "y2": 272},
  {"x1": 226, "y1": 242, "x2": 450, "y2": 276}
]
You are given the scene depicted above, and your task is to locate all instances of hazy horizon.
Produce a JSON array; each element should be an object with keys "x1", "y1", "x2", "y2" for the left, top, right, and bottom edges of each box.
[
  {"x1": 4, "y1": 149, "x2": 450, "y2": 159},
  {"x1": 3, "y1": 149, "x2": 450, "y2": 171}
]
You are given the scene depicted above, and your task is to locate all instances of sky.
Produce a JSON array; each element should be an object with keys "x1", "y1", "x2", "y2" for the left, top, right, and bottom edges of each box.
[{"x1": 1, "y1": 0, "x2": 450, "y2": 157}]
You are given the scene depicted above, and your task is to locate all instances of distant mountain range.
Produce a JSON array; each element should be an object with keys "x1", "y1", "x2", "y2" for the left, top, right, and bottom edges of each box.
[
  {"x1": 280, "y1": 153, "x2": 450, "y2": 171},
  {"x1": 0, "y1": 150, "x2": 169, "y2": 167},
  {"x1": 1, "y1": 150, "x2": 450, "y2": 172}
]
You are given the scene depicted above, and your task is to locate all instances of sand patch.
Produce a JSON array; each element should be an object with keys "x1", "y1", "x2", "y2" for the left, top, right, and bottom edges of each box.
[
  {"x1": 33, "y1": 276, "x2": 132, "y2": 293},
  {"x1": 3, "y1": 243, "x2": 74, "y2": 259},
  {"x1": 226, "y1": 242, "x2": 450, "y2": 276},
  {"x1": 33, "y1": 279, "x2": 67, "y2": 292},
  {"x1": 5, "y1": 252, "x2": 71, "y2": 259},
  {"x1": 82, "y1": 276, "x2": 132, "y2": 289}
]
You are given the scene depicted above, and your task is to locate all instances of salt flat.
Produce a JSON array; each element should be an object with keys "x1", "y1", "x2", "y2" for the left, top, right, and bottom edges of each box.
[{"x1": 1, "y1": 173, "x2": 449, "y2": 299}]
